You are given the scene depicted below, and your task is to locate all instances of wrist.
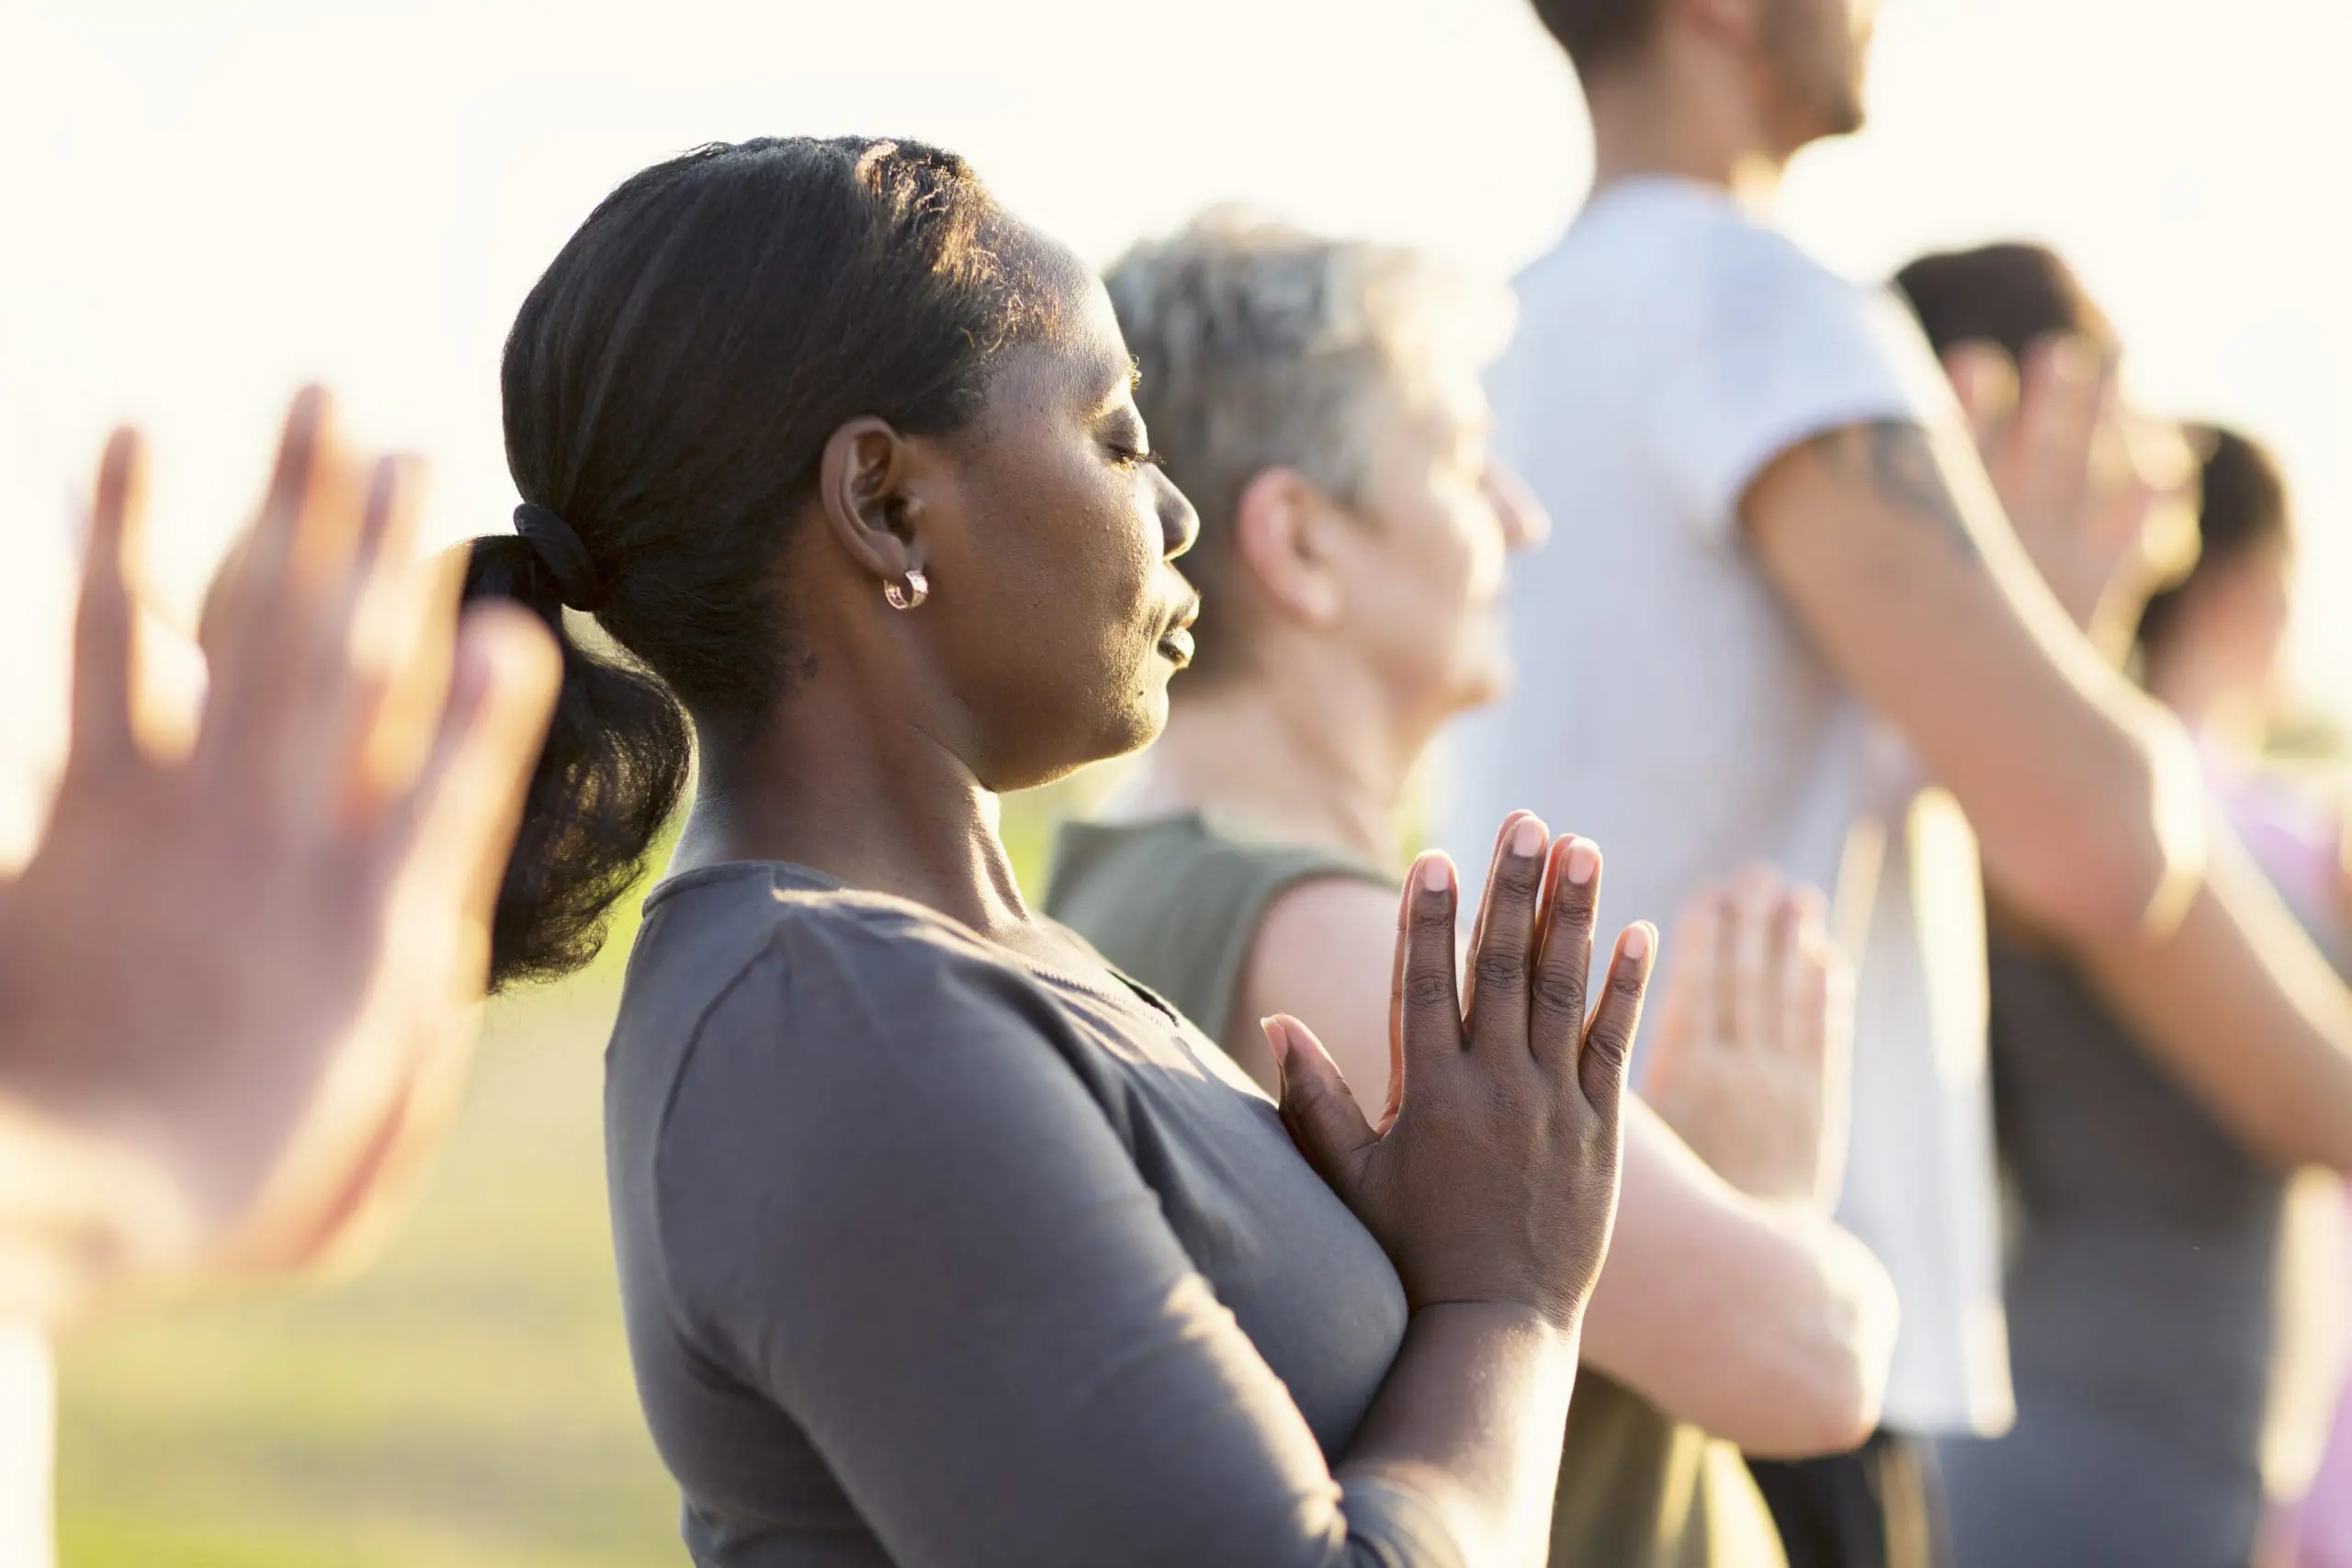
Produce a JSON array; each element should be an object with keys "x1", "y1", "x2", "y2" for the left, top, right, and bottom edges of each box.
[{"x1": 1410, "y1": 1294, "x2": 1587, "y2": 1351}]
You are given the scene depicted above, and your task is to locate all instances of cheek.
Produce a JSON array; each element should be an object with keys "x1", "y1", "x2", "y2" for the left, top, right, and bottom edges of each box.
[{"x1": 1373, "y1": 498, "x2": 1507, "y2": 667}]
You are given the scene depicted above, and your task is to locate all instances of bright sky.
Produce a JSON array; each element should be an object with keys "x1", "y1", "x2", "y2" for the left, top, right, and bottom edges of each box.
[{"x1": 4, "y1": 0, "x2": 2347, "y2": 713}]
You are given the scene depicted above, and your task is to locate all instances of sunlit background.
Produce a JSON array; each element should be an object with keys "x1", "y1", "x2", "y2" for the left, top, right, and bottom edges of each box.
[{"x1": 6, "y1": 0, "x2": 2350, "y2": 1562}]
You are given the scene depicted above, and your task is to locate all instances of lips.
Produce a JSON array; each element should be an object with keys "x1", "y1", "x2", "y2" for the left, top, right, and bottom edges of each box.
[{"x1": 1158, "y1": 595, "x2": 1202, "y2": 667}]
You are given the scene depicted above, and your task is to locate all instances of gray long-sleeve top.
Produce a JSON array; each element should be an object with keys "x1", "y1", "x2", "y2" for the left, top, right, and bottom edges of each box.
[{"x1": 604, "y1": 862, "x2": 1453, "y2": 1567}]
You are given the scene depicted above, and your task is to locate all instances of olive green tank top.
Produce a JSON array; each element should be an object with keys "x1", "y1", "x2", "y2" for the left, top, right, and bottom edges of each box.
[{"x1": 1046, "y1": 812, "x2": 1789, "y2": 1568}]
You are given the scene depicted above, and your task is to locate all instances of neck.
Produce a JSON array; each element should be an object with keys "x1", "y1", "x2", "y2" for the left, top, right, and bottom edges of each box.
[
  {"x1": 672, "y1": 680, "x2": 1032, "y2": 943},
  {"x1": 1584, "y1": 55, "x2": 1792, "y2": 208},
  {"x1": 1105, "y1": 649, "x2": 1435, "y2": 872}
]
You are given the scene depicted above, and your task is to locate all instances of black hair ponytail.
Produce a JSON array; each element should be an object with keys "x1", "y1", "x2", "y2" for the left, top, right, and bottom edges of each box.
[{"x1": 463, "y1": 533, "x2": 690, "y2": 991}]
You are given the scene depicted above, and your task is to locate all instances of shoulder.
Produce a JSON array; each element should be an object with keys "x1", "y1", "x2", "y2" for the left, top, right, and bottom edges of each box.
[
  {"x1": 1052, "y1": 811, "x2": 1383, "y2": 925},
  {"x1": 1240, "y1": 874, "x2": 1401, "y2": 1079},
  {"x1": 624, "y1": 865, "x2": 1078, "y2": 1100},
  {"x1": 1253, "y1": 874, "x2": 1399, "y2": 970},
  {"x1": 631, "y1": 872, "x2": 1148, "y2": 1235}
]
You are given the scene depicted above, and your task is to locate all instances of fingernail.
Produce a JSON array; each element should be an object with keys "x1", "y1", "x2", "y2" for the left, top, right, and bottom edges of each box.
[
  {"x1": 1419, "y1": 855, "x2": 1450, "y2": 893},
  {"x1": 1510, "y1": 818, "x2": 1545, "y2": 859},
  {"x1": 1260, "y1": 1016, "x2": 1290, "y2": 1066},
  {"x1": 1623, "y1": 923, "x2": 1653, "y2": 962},
  {"x1": 1566, "y1": 840, "x2": 1599, "y2": 886}
]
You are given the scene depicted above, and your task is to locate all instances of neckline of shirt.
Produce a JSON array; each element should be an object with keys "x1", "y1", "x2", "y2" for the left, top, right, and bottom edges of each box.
[{"x1": 645, "y1": 859, "x2": 1184, "y2": 1024}]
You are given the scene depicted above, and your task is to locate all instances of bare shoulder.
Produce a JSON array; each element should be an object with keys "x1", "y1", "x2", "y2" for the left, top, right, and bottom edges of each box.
[{"x1": 1232, "y1": 875, "x2": 1401, "y2": 1100}]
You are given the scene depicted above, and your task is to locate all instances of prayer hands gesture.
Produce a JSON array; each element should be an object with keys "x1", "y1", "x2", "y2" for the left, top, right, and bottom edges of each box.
[{"x1": 1265, "y1": 812, "x2": 1649, "y2": 1330}]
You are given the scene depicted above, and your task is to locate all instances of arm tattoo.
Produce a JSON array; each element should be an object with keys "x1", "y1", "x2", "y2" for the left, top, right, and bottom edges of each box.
[{"x1": 1815, "y1": 421, "x2": 1981, "y2": 563}]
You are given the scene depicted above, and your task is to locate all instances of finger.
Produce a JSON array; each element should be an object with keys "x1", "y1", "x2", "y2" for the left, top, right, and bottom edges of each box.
[
  {"x1": 1710, "y1": 880, "x2": 1741, "y2": 1052},
  {"x1": 1460, "y1": 808, "x2": 1534, "y2": 1022},
  {"x1": 1580, "y1": 922, "x2": 1655, "y2": 1111},
  {"x1": 2018, "y1": 336, "x2": 2101, "y2": 520},
  {"x1": 1730, "y1": 867, "x2": 1779, "y2": 1053},
  {"x1": 194, "y1": 389, "x2": 339, "y2": 773},
  {"x1": 1466, "y1": 814, "x2": 1549, "y2": 1056},
  {"x1": 197, "y1": 393, "x2": 376, "y2": 818},
  {"x1": 349, "y1": 462, "x2": 454, "y2": 815},
  {"x1": 1391, "y1": 851, "x2": 1464, "y2": 1079},
  {"x1": 1941, "y1": 343, "x2": 2018, "y2": 454},
  {"x1": 67, "y1": 427, "x2": 150, "y2": 774},
  {"x1": 1642, "y1": 889, "x2": 1717, "y2": 1094},
  {"x1": 1777, "y1": 886, "x2": 1831, "y2": 1065},
  {"x1": 198, "y1": 386, "x2": 327, "y2": 669},
  {"x1": 1528, "y1": 835, "x2": 1599, "y2": 1066},
  {"x1": 1384, "y1": 865, "x2": 1413, "y2": 1133},
  {"x1": 383, "y1": 604, "x2": 561, "y2": 977},
  {"x1": 1674, "y1": 890, "x2": 1726, "y2": 1054},
  {"x1": 1265, "y1": 1015, "x2": 1379, "y2": 1207}
]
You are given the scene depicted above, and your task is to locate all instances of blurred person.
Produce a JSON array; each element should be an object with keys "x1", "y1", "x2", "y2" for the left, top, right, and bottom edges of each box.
[
  {"x1": 1894, "y1": 244, "x2": 2305, "y2": 1568},
  {"x1": 473, "y1": 135, "x2": 1651, "y2": 1568},
  {"x1": 2140, "y1": 427, "x2": 2348, "y2": 964},
  {"x1": 1049, "y1": 212, "x2": 1896, "y2": 1568},
  {"x1": 0, "y1": 389, "x2": 561, "y2": 1563},
  {"x1": 2128, "y1": 425, "x2": 2352, "y2": 1568},
  {"x1": 1452, "y1": 3, "x2": 2352, "y2": 1566}
]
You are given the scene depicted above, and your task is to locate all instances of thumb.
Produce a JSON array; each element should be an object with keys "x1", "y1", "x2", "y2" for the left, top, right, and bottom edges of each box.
[{"x1": 1264, "y1": 1014, "x2": 1378, "y2": 1204}]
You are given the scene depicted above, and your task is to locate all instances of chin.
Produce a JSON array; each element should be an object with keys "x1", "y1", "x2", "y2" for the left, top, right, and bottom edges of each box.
[
  {"x1": 1102, "y1": 682, "x2": 1173, "y2": 764},
  {"x1": 1449, "y1": 644, "x2": 1517, "y2": 714}
]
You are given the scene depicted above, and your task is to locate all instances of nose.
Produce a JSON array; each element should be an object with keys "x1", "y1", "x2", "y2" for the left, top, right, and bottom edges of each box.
[
  {"x1": 1159, "y1": 470, "x2": 1201, "y2": 561},
  {"x1": 1487, "y1": 462, "x2": 1551, "y2": 552}
]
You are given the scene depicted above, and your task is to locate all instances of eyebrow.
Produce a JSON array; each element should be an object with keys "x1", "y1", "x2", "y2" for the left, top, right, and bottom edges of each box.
[{"x1": 1089, "y1": 358, "x2": 1143, "y2": 417}]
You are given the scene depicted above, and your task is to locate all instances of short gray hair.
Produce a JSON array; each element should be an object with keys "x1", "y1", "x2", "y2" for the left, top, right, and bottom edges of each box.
[{"x1": 1105, "y1": 209, "x2": 1514, "y2": 682}]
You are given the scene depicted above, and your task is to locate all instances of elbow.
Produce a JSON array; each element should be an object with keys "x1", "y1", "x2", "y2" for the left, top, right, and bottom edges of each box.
[
  {"x1": 1989, "y1": 738, "x2": 2205, "y2": 946},
  {"x1": 1740, "y1": 1232, "x2": 1900, "y2": 1460},
  {"x1": 1997, "y1": 820, "x2": 2174, "y2": 945}
]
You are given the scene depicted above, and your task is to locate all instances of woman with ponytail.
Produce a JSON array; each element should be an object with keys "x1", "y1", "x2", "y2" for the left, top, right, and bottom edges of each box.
[{"x1": 471, "y1": 135, "x2": 1654, "y2": 1567}]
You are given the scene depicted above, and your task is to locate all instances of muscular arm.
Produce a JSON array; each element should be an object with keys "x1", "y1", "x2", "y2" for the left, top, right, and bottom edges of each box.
[
  {"x1": 1241, "y1": 876, "x2": 1894, "y2": 1454},
  {"x1": 1743, "y1": 419, "x2": 2206, "y2": 942},
  {"x1": 1745, "y1": 417, "x2": 2352, "y2": 1171}
]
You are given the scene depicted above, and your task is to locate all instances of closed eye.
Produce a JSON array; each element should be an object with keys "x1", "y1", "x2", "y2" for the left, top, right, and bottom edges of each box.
[{"x1": 1111, "y1": 445, "x2": 1168, "y2": 470}]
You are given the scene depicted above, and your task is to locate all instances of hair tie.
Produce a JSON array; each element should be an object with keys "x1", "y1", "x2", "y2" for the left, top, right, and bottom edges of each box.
[{"x1": 513, "y1": 502, "x2": 608, "y2": 612}]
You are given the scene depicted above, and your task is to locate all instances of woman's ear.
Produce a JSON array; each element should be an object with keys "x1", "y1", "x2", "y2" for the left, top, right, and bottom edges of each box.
[
  {"x1": 1233, "y1": 467, "x2": 1344, "y2": 629},
  {"x1": 818, "y1": 416, "x2": 924, "y2": 582}
]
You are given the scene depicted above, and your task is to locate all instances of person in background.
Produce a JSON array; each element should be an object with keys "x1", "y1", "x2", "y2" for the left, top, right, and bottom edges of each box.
[
  {"x1": 472, "y1": 134, "x2": 1654, "y2": 1567},
  {"x1": 1453, "y1": 3, "x2": 2352, "y2": 1565},
  {"x1": 2122, "y1": 427, "x2": 2352, "y2": 1568},
  {"x1": 1892, "y1": 242, "x2": 2314, "y2": 1568},
  {"x1": 1049, "y1": 210, "x2": 1896, "y2": 1568},
  {"x1": 0, "y1": 389, "x2": 560, "y2": 1564},
  {"x1": 2140, "y1": 428, "x2": 2348, "y2": 965}
]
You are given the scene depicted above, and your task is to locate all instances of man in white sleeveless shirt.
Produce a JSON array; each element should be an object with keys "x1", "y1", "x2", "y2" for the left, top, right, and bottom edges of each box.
[{"x1": 1442, "y1": 0, "x2": 2352, "y2": 1562}]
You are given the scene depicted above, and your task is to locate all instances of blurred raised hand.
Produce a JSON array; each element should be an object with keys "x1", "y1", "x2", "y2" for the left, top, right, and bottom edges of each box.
[
  {"x1": 0, "y1": 389, "x2": 559, "y2": 1321},
  {"x1": 1642, "y1": 867, "x2": 1852, "y2": 1210},
  {"x1": 1946, "y1": 333, "x2": 2199, "y2": 661}
]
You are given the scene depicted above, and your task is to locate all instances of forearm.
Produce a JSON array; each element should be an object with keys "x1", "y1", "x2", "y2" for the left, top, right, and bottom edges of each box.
[
  {"x1": 1748, "y1": 422, "x2": 2204, "y2": 942},
  {"x1": 1586, "y1": 1169, "x2": 1894, "y2": 1453},
  {"x1": 2069, "y1": 819, "x2": 2352, "y2": 1171},
  {"x1": 1340, "y1": 1300, "x2": 1581, "y2": 1568}
]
